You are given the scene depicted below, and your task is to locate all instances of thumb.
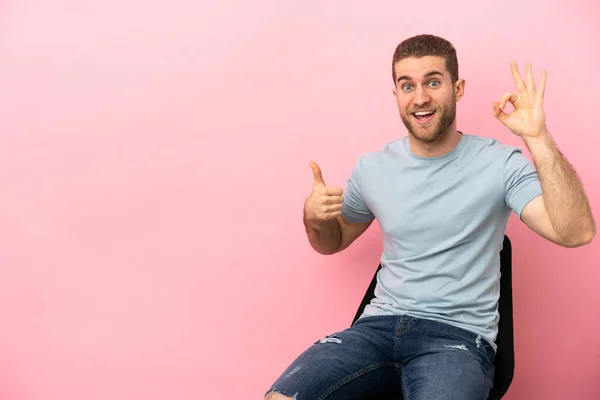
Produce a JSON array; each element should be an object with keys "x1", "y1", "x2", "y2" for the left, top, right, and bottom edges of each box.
[
  {"x1": 309, "y1": 161, "x2": 325, "y2": 186},
  {"x1": 492, "y1": 102, "x2": 509, "y2": 123}
]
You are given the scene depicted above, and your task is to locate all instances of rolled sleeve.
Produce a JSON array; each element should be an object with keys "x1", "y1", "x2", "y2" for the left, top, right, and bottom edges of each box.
[
  {"x1": 341, "y1": 155, "x2": 375, "y2": 223},
  {"x1": 504, "y1": 147, "x2": 543, "y2": 218}
]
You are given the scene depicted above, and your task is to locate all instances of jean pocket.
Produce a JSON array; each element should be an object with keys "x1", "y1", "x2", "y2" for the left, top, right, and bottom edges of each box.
[{"x1": 473, "y1": 335, "x2": 496, "y2": 369}]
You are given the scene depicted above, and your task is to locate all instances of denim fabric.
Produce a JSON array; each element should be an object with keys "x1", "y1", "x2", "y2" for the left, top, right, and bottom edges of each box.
[{"x1": 265, "y1": 315, "x2": 495, "y2": 400}]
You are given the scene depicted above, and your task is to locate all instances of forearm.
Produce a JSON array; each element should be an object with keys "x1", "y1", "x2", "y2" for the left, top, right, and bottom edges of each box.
[
  {"x1": 524, "y1": 130, "x2": 596, "y2": 242},
  {"x1": 303, "y1": 203, "x2": 342, "y2": 255}
]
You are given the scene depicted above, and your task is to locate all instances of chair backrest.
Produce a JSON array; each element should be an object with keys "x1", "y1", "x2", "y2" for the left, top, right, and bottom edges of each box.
[
  {"x1": 489, "y1": 235, "x2": 514, "y2": 399},
  {"x1": 351, "y1": 235, "x2": 514, "y2": 400}
]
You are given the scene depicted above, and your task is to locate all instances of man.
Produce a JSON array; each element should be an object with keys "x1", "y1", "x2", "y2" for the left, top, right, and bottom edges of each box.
[{"x1": 265, "y1": 34, "x2": 595, "y2": 400}]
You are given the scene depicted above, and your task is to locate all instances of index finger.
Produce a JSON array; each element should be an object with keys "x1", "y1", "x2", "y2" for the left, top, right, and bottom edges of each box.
[{"x1": 510, "y1": 61, "x2": 527, "y2": 94}]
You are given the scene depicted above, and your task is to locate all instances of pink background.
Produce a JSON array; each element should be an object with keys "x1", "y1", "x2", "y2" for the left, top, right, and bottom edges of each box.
[{"x1": 1, "y1": 0, "x2": 599, "y2": 399}]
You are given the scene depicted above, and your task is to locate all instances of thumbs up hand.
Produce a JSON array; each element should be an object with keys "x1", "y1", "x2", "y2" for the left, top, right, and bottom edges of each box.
[{"x1": 304, "y1": 161, "x2": 344, "y2": 221}]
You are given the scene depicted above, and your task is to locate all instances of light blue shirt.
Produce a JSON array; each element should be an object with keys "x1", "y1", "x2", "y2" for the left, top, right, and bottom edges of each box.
[{"x1": 341, "y1": 133, "x2": 543, "y2": 350}]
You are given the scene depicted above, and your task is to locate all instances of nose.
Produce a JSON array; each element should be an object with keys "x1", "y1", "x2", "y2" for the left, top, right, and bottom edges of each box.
[{"x1": 414, "y1": 85, "x2": 431, "y2": 107}]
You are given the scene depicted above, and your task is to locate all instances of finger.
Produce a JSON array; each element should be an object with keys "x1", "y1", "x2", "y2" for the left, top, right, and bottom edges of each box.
[
  {"x1": 525, "y1": 62, "x2": 536, "y2": 96},
  {"x1": 323, "y1": 186, "x2": 343, "y2": 196},
  {"x1": 499, "y1": 92, "x2": 518, "y2": 109},
  {"x1": 325, "y1": 203, "x2": 343, "y2": 213},
  {"x1": 492, "y1": 102, "x2": 509, "y2": 123},
  {"x1": 536, "y1": 70, "x2": 547, "y2": 107},
  {"x1": 322, "y1": 195, "x2": 344, "y2": 205},
  {"x1": 309, "y1": 161, "x2": 325, "y2": 186},
  {"x1": 510, "y1": 61, "x2": 527, "y2": 93},
  {"x1": 327, "y1": 211, "x2": 342, "y2": 219}
]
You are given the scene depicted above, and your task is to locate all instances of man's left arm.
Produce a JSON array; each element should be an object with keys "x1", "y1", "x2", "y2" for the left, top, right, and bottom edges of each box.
[
  {"x1": 493, "y1": 61, "x2": 596, "y2": 248},
  {"x1": 520, "y1": 132, "x2": 595, "y2": 247}
]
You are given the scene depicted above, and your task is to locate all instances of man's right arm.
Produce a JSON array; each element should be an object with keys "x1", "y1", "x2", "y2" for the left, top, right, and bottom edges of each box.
[{"x1": 304, "y1": 210, "x2": 372, "y2": 255}]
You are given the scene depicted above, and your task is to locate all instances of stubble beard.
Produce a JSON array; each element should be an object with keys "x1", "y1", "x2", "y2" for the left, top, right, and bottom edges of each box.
[{"x1": 400, "y1": 96, "x2": 457, "y2": 144}]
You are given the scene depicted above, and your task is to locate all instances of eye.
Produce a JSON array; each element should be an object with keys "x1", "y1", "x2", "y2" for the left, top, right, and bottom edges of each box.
[
  {"x1": 428, "y1": 80, "x2": 440, "y2": 87},
  {"x1": 402, "y1": 84, "x2": 413, "y2": 91}
]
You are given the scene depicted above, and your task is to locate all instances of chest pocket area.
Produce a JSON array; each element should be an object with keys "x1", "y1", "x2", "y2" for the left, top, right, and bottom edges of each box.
[{"x1": 373, "y1": 176, "x2": 499, "y2": 254}]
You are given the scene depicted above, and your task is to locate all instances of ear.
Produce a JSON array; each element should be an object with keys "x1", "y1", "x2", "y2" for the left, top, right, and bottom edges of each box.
[
  {"x1": 454, "y1": 78, "x2": 465, "y2": 101},
  {"x1": 392, "y1": 86, "x2": 398, "y2": 98}
]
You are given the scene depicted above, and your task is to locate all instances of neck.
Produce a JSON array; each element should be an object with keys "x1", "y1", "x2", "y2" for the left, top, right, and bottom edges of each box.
[{"x1": 408, "y1": 126, "x2": 462, "y2": 158}]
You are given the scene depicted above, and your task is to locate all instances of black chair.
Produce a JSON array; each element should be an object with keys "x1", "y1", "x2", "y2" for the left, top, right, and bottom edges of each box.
[{"x1": 351, "y1": 235, "x2": 514, "y2": 400}]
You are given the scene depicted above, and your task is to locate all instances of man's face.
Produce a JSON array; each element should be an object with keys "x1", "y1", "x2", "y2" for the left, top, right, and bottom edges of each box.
[{"x1": 392, "y1": 56, "x2": 464, "y2": 143}]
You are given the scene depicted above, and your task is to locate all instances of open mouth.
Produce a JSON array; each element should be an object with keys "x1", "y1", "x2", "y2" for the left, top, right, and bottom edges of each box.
[{"x1": 412, "y1": 110, "x2": 436, "y2": 124}]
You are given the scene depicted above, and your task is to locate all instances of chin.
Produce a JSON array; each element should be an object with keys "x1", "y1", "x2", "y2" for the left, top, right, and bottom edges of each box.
[{"x1": 408, "y1": 126, "x2": 444, "y2": 143}]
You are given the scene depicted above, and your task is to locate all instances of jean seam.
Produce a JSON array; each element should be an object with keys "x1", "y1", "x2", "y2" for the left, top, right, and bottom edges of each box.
[
  {"x1": 401, "y1": 365, "x2": 410, "y2": 400},
  {"x1": 318, "y1": 361, "x2": 399, "y2": 400},
  {"x1": 393, "y1": 319, "x2": 404, "y2": 358}
]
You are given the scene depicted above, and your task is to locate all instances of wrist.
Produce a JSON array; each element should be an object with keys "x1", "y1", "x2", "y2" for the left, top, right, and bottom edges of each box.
[
  {"x1": 304, "y1": 215, "x2": 327, "y2": 232},
  {"x1": 522, "y1": 129, "x2": 562, "y2": 166},
  {"x1": 522, "y1": 128, "x2": 551, "y2": 147}
]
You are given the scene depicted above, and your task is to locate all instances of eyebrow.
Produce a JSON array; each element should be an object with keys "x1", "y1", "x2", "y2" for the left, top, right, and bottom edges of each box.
[{"x1": 396, "y1": 70, "x2": 444, "y2": 83}]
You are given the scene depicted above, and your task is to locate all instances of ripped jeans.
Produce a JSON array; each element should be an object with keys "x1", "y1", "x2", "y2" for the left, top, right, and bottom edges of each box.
[{"x1": 265, "y1": 315, "x2": 495, "y2": 400}]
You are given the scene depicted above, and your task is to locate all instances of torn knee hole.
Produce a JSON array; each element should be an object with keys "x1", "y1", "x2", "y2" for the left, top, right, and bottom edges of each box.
[
  {"x1": 316, "y1": 334, "x2": 342, "y2": 344},
  {"x1": 444, "y1": 344, "x2": 469, "y2": 351},
  {"x1": 265, "y1": 390, "x2": 297, "y2": 400}
]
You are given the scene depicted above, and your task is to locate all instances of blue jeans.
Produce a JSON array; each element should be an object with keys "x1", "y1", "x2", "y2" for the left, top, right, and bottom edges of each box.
[{"x1": 265, "y1": 315, "x2": 495, "y2": 400}]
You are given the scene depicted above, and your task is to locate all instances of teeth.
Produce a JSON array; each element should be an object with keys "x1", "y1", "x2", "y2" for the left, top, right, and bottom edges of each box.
[{"x1": 414, "y1": 111, "x2": 434, "y2": 116}]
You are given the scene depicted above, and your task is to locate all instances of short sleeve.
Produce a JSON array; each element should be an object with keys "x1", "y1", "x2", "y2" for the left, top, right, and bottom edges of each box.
[
  {"x1": 341, "y1": 155, "x2": 375, "y2": 223},
  {"x1": 503, "y1": 147, "x2": 543, "y2": 218}
]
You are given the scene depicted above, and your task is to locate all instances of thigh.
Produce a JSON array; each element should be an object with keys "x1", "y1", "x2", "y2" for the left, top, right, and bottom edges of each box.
[
  {"x1": 265, "y1": 316, "x2": 404, "y2": 400},
  {"x1": 401, "y1": 343, "x2": 494, "y2": 400}
]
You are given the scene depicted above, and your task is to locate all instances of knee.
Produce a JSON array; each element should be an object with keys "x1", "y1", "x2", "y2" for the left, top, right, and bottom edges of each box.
[{"x1": 265, "y1": 391, "x2": 295, "y2": 400}]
